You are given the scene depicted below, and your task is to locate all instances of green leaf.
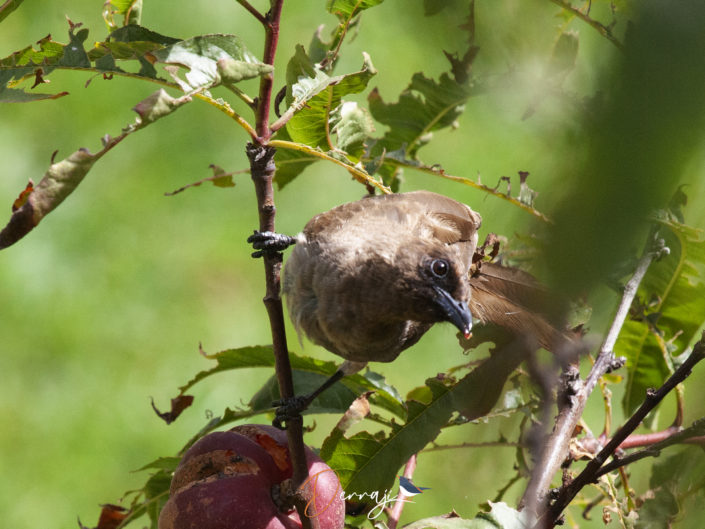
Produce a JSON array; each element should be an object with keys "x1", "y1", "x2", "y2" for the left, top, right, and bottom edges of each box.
[
  {"x1": 105, "y1": 0, "x2": 143, "y2": 26},
  {"x1": 1, "y1": 24, "x2": 268, "y2": 102},
  {"x1": 332, "y1": 102, "x2": 375, "y2": 159},
  {"x1": 368, "y1": 72, "x2": 479, "y2": 158},
  {"x1": 274, "y1": 48, "x2": 376, "y2": 187},
  {"x1": 402, "y1": 502, "x2": 530, "y2": 528},
  {"x1": 151, "y1": 34, "x2": 272, "y2": 90},
  {"x1": 134, "y1": 456, "x2": 180, "y2": 472},
  {"x1": 284, "y1": 48, "x2": 376, "y2": 148},
  {"x1": 365, "y1": 69, "x2": 481, "y2": 189},
  {"x1": 403, "y1": 512, "x2": 498, "y2": 529},
  {"x1": 636, "y1": 446, "x2": 705, "y2": 528},
  {"x1": 0, "y1": 89, "x2": 191, "y2": 250},
  {"x1": 618, "y1": 219, "x2": 705, "y2": 414},
  {"x1": 177, "y1": 346, "x2": 405, "y2": 418},
  {"x1": 0, "y1": 0, "x2": 24, "y2": 24},
  {"x1": 250, "y1": 371, "x2": 360, "y2": 415},
  {"x1": 326, "y1": 0, "x2": 385, "y2": 18},
  {"x1": 272, "y1": 127, "x2": 320, "y2": 189},
  {"x1": 106, "y1": 24, "x2": 180, "y2": 46},
  {"x1": 320, "y1": 343, "x2": 526, "y2": 495}
]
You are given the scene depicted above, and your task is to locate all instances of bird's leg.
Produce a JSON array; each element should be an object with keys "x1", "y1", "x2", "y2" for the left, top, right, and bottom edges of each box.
[
  {"x1": 272, "y1": 369, "x2": 346, "y2": 429},
  {"x1": 247, "y1": 230, "x2": 297, "y2": 258}
]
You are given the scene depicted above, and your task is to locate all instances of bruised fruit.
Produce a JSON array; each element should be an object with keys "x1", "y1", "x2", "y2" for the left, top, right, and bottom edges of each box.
[{"x1": 158, "y1": 424, "x2": 344, "y2": 529}]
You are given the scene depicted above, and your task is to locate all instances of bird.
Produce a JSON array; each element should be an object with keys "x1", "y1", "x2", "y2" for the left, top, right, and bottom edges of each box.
[
  {"x1": 397, "y1": 475, "x2": 431, "y2": 497},
  {"x1": 248, "y1": 190, "x2": 572, "y2": 427},
  {"x1": 282, "y1": 190, "x2": 481, "y2": 372}
]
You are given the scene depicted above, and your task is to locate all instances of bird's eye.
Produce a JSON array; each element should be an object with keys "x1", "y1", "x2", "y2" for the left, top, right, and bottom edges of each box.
[{"x1": 430, "y1": 258, "x2": 449, "y2": 278}]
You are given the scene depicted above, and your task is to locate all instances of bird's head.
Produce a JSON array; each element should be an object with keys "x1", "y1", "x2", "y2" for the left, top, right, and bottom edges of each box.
[{"x1": 393, "y1": 242, "x2": 473, "y2": 338}]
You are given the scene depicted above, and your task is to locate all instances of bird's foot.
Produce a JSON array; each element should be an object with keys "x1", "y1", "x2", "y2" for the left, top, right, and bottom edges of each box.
[
  {"x1": 247, "y1": 231, "x2": 296, "y2": 258},
  {"x1": 271, "y1": 395, "x2": 313, "y2": 430}
]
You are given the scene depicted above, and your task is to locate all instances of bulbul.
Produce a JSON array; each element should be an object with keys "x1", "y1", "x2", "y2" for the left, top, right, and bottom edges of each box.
[
  {"x1": 249, "y1": 190, "x2": 568, "y2": 427},
  {"x1": 283, "y1": 190, "x2": 481, "y2": 373},
  {"x1": 250, "y1": 190, "x2": 480, "y2": 426}
]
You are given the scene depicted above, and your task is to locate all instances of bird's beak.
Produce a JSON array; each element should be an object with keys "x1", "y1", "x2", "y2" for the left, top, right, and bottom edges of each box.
[{"x1": 433, "y1": 286, "x2": 473, "y2": 339}]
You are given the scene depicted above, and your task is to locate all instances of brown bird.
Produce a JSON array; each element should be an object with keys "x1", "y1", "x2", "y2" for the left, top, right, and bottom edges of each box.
[
  {"x1": 283, "y1": 190, "x2": 481, "y2": 371},
  {"x1": 249, "y1": 190, "x2": 568, "y2": 427},
  {"x1": 250, "y1": 190, "x2": 480, "y2": 426}
]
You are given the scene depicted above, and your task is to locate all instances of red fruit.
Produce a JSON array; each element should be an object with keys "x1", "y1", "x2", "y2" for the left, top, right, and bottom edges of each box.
[{"x1": 158, "y1": 424, "x2": 344, "y2": 529}]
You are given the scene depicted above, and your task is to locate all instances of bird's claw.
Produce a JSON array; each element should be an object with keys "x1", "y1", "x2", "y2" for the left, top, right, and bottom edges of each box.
[
  {"x1": 247, "y1": 231, "x2": 296, "y2": 258},
  {"x1": 271, "y1": 395, "x2": 312, "y2": 430}
]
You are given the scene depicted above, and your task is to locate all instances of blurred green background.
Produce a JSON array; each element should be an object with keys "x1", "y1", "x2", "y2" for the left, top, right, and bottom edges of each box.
[{"x1": 2, "y1": 1, "x2": 705, "y2": 528}]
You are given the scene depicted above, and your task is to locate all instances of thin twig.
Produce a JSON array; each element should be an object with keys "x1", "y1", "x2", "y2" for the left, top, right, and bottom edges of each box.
[
  {"x1": 387, "y1": 454, "x2": 418, "y2": 529},
  {"x1": 549, "y1": 0, "x2": 624, "y2": 51},
  {"x1": 596, "y1": 416, "x2": 705, "y2": 478},
  {"x1": 521, "y1": 233, "x2": 663, "y2": 522},
  {"x1": 268, "y1": 139, "x2": 391, "y2": 193},
  {"x1": 235, "y1": 0, "x2": 267, "y2": 25},
  {"x1": 397, "y1": 162, "x2": 551, "y2": 222},
  {"x1": 424, "y1": 440, "x2": 523, "y2": 451}
]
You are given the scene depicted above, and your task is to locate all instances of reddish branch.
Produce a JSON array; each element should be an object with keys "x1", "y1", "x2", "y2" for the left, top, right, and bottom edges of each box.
[
  {"x1": 243, "y1": 2, "x2": 317, "y2": 528},
  {"x1": 387, "y1": 454, "x2": 418, "y2": 529}
]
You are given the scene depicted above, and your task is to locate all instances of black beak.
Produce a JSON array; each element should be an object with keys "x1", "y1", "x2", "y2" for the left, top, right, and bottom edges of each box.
[{"x1": 433, "y1": 286, "x2": 473, "y2": 338}]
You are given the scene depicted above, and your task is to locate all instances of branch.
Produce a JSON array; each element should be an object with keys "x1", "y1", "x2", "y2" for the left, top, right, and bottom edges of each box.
[
  {"x1": 255, "y1": 1, "x2": 285, "y2": 140},
  {"x1": 235, "y1": 0, "x2": 267, "y2": 25},
  {"x1": 387, "y1": 454, "x2": 418, "y2": 529},
  {"x1": 597, "y1": 417, "x2": 705, "y2": 477},
  {"x1": 549, "y1": 0, "x2": 624, "y2": 51},
  {"x1": 268, "y1": 139, "x2": 391, "y2": 194},
  {"x1": 389, "y1": 160, "x2": 550, "y2": 222},
  {"x1": 520, "y1": 232, "x2": 666, "y2": 521},
  {"x1": 545, "y1": 335, "x2": 705, "y2": 524},
  {"x1": 246, "y1": 145, "x2": 317, "y2": 529},
  {"x1": 195, "y1": 92, "x2": 257, "y2": 140},
  {"x1": 246, "y1": 3, "x2": 317, "y2": 528}
]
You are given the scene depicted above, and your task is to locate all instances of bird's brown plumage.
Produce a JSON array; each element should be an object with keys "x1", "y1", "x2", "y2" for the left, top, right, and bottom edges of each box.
[{"x1": 282, "y1": 191, "x2": 481, "y2": 368}]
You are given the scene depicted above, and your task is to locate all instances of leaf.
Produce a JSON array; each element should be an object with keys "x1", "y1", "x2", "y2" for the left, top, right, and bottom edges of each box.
[
  {"x1": 1, "y1": 24, "x2": 268, "y2": 101},
  {"x1": 326, "y1": 0, "x2": 385, "y2": 18},
  {"x1": 176, "y1": 345, "x2": 405, "y2": 418},
  {"x1": 365, "y1": 68, "x2": 481, "y2": 189},
  {"x1": 103, "y1": 0, "x2": 142, "y2": 28},
  {"x1": 368, "y1": 72, "x2": 478, "y2": 157},
  {"x1": 0, "y1": 89, "x2": 191, "y2": 250},
  {"x1": 274, "y1": 49, "x2": 376, "y2": 187},
  {"x1": 272, "y1": 126, "x2": 320, "y2": 189},
  {"x1": 150, "y1": 395, "x2": 194, "y2": 424},
  {"x1": 636, "y1": 446, "x2": 705, "y2": 528},
  {"x1": 0, "y1": 0, "x2": 24, "y2": 24},
  {"x1": 134, "y1": 457, "x2": 181, "y2": 472},
  {"x1": 522, "y1": 31, "x2": 579, "y2": 119},
  {"x1": 403, "y1": 511, "x2": 497, "y2": 529},
  {"x1": 164, "y1": 164, "x2": 239, "y2": 196},
  {"x1": 320, "y1": 342, "x2": 527, "y2": 496},
  {"x1": 78, "y1": 504, "x2": 128, "y2": 529},
  {"x1": 150, "y1": 34, "x2": 273, "y2": 90},
  {"x1": 250, "y1": 371, "x2": 360, "y2": 415},
  {"x1": 284, "y1": 48, "x2": 376, "y2": 148},
  {"x1": 618, "y1": 219, "x2": 705, "y2": 414},
  {"x1": 332, "y1": 101, "x2": 375, "y2": 159}
]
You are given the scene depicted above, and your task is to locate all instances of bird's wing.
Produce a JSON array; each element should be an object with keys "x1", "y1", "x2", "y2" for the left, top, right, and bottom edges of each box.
[
  {"x1": 399, "y1": 190, "x2": 482, "y2": 244},
  {"x1": 469, "y1": 261, "x2": 577, "y2": 353}
]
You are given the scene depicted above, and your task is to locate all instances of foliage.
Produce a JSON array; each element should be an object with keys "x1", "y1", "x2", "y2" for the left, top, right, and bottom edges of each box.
[{"x1": 3, "y1": 1, "x2": 705, "y2": 529}]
